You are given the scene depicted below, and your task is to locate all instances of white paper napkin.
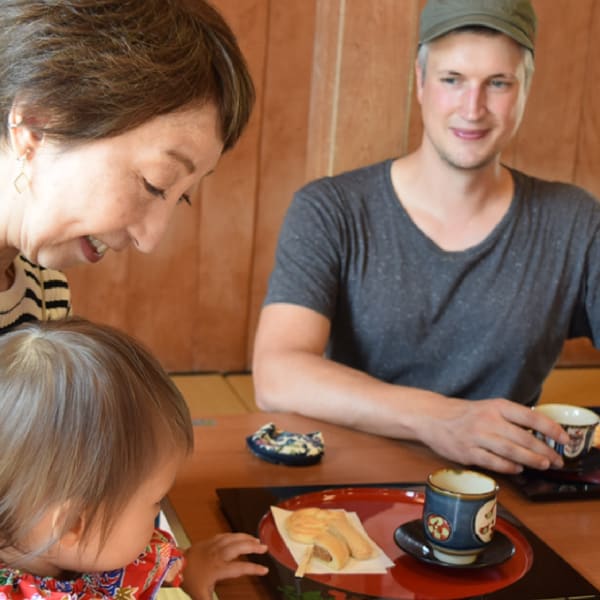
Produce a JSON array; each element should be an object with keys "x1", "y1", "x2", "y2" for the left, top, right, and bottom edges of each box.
[{"x1": 270, "y1": 506, "x2": 394, "y2": 574}]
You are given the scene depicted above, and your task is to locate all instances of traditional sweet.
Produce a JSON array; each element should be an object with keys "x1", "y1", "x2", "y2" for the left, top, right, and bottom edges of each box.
[{"x1": 285, "y1": 507, "x2": 373, "y2": 570}]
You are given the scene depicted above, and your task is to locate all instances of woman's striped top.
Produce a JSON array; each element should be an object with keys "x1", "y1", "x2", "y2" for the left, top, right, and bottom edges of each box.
[{"x1": 0, "y1": 254, "x2": 71, "y2": 334}]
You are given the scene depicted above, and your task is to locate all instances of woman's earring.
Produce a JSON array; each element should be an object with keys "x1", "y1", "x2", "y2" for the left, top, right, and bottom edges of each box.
[
  {"x1": 13, "y1": 149, "x2": 31, "y2": 194},
  {"x1": 9, "y1": 119, "x2": 31, "y2": 194}
]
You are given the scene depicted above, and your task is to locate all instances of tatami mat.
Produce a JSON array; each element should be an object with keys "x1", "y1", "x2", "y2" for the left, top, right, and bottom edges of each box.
[
  {"x1": 171, "y1": 373, "x2": 249, "y2": 418},
  {"x1": 225, "y1": 373, "x2": 258, "y2": 411},
  {"x1": 170, "y1": 368, "x2": 600, "y2": 420}
]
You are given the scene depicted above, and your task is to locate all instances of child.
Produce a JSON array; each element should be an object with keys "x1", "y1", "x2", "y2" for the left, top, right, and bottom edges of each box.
[{"x1": 0, "y1": 318, "x2": 268, "y2": 600}]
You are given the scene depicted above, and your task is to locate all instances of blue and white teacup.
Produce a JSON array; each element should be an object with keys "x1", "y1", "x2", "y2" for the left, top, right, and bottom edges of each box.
[
  {"x1": 423, "y1": 468, "x2": 499, "y2": 565},
  {"x1": 534, "y1": 403, "x2": 599, "y2": 462}
]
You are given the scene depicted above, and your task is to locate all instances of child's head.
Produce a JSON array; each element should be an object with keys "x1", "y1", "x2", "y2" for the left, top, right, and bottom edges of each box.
[{"x1": 0, "y1": 317, "x2": 193, "y2": 572}]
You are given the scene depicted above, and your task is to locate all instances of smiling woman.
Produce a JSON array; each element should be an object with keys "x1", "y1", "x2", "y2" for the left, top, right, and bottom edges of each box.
[{"x1": 0, "y1": 0, "x2": 255, "y2": 334}]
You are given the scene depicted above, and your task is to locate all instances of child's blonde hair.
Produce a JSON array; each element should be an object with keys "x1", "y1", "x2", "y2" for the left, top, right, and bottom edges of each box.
[{"x1": 0, "y1": 317, "x2": 193, "y2": 557}]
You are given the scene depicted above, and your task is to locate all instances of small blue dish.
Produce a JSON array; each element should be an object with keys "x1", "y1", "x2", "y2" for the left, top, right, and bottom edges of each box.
[
  {"x1": 246, "y1": 422, "x2": 325, "y2": 466},
  {"x1": 394, "y1": 520, "x2": 515, "y2": 569}
]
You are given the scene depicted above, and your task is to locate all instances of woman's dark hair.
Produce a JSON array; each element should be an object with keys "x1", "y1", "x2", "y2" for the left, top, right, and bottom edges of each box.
[{"x1": 0, "y1": 0, "x2": 255, "y2": 150}]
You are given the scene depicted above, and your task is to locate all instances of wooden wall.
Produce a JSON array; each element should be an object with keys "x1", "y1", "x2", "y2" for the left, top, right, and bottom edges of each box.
[{"x1": 66, "y1": 0, "x2": 600, "y2": 372}]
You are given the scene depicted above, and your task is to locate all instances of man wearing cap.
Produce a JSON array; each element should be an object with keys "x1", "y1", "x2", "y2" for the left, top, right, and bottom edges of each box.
[{"x1": 253, "y1": 0, "x2": 599, "y2": 474}]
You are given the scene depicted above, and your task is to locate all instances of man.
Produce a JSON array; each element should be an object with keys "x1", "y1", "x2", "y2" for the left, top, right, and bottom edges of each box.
[{"x1": 253, "y1": 0, "x2": 599, "y2": 474}]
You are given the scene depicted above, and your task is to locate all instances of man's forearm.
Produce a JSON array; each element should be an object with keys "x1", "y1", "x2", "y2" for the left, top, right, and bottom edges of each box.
[{"x1": 253, "y1": 350, "x2": 444, "y2": 440}]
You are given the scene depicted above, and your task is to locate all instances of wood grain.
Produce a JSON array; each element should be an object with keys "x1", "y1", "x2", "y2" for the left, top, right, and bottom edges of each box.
[{"x1": 246, "y1": 0, "x2": 317, "y2": 364}]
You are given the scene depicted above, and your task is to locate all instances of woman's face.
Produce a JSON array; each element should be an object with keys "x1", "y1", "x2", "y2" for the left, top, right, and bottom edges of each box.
[{"x1": 14, "y1": 103, "x2": 224, "y2": 269}]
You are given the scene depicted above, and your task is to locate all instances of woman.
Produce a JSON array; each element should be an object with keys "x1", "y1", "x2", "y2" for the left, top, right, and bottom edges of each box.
[{"x1": 0, "y1": 0, "x2": 254, "y2": 332}]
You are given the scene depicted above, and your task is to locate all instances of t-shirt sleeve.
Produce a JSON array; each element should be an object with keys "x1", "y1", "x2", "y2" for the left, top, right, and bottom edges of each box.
[
  {"x1": 264, "y1": 179, "x2": 344, "y2": 320},
  {"x1": 579, "y1": 225, "x2": 600, "y2": 347}
]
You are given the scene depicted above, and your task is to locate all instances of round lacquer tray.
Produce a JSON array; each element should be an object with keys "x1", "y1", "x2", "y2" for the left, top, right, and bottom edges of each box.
[{"x1": 258, "y1": 487, "x2": 533, "y2": 600}]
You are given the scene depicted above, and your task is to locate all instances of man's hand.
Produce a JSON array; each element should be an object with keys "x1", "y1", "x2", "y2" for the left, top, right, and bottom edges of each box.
[{"x1": 419, "y1": 398, "x2": 570, "y2": 474}]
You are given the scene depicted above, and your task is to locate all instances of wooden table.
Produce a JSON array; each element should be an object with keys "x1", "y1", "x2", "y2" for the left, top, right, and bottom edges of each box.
[{"x1": 168, "y1": 413, "x2": 600, "y2": 599}]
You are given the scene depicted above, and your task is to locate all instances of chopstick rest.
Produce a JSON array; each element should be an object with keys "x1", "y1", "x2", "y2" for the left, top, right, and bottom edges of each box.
[{"x1": 246, "y1": 422, "x2": 325, "y2": 466}]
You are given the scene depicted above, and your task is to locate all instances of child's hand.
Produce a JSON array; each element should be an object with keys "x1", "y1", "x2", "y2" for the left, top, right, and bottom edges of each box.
[{"x1": 180, "y1": 532, "x2": 268, "y2": 600}]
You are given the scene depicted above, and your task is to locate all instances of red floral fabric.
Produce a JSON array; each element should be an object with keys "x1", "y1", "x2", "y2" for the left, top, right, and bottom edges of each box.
[{"x1": 0, "y1": 529, "x2": 184, "y2": 600}]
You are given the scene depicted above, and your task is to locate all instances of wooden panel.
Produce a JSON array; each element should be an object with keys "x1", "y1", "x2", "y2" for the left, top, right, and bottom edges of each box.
[
  {"x1": 307, "y1": 0, "x2": 420, "y2": 179},
  {"x1": 191, "y1": 0, "x2": 267, "y2": 371},
  {"x1": 333, "y1": 0, "x2": 419, "y2": 172},
  {"x1": 574, "y1": 0, "x2": 600, "y2": 198},
  {"x1": 503, "y1": 0, "x2": 594, "y2": 180},
  {"x1": 246, "y1": 0, "x2": 317, "y2": 363},
  {"x1": 304, "y1": 0, "x2": 344, "y2": 181},
  {"x1": 559, "y1": 338, "x2": 600, "y2": 366},
  {"x1": 406, "y1": 0, "x2": 427, "y2": 154}
]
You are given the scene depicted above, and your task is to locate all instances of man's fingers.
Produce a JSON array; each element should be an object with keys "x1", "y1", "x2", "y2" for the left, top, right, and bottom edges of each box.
[
  {"x1": 466, "y1": 446, "x2": 524, "y2": 475},
  {"x1": 480, "y1": 431, "x2": 562, "y2": 471},
  {"x1": 501, "y1": 402, "x2": 569, "y2": 444}
]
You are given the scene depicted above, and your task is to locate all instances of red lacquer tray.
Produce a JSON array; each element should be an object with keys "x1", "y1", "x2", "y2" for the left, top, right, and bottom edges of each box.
[{"x1": 259, "y1": 487, "x2": 533, "y2": 600}]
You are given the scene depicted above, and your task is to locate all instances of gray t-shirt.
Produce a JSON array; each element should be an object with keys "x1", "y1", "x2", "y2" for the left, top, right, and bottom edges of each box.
[{"x1": 265, "y1": 159, "x2": 600, "y2": 405}]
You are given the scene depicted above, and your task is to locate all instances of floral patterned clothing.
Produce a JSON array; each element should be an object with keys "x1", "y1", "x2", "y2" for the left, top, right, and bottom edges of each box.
[{"x1": 0, "y1": 529, "x2": 184, "y2": 600}]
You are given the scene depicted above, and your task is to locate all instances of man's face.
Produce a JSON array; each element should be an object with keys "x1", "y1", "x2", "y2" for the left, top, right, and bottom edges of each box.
[{"x1": 416, "y1": 31, "x2": 530, "y2": 171}]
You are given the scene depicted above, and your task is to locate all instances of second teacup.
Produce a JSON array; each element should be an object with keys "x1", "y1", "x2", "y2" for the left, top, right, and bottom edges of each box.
[
  {"x1": 534, "y1": 403, "x2": 599, "y2": 461},
  {"x1": 423, "y1": 468, "x2": 498, "y2": 565}
]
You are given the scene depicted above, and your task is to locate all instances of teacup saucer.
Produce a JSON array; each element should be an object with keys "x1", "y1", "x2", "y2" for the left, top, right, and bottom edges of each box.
[
  {"x1": 393, "y1": 519, "x2": 515, "y2": 569},
  {"x1": 556, "y1": 448, "x2": 600, "y2": 473}
]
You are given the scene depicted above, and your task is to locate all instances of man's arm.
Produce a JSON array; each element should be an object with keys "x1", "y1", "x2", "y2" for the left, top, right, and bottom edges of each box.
[{"x1": 253, "y1": 303, "x2": 569, "y2": 475}]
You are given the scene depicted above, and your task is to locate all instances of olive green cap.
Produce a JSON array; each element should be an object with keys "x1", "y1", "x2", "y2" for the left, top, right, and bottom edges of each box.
[{"x1": 419, "y1": 0, "x2": 537, "y2": 53}]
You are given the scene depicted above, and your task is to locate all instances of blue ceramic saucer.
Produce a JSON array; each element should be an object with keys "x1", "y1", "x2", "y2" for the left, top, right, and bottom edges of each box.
[{"x1": 394, "y1": 519, "x2": 515, "y2": 569}]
